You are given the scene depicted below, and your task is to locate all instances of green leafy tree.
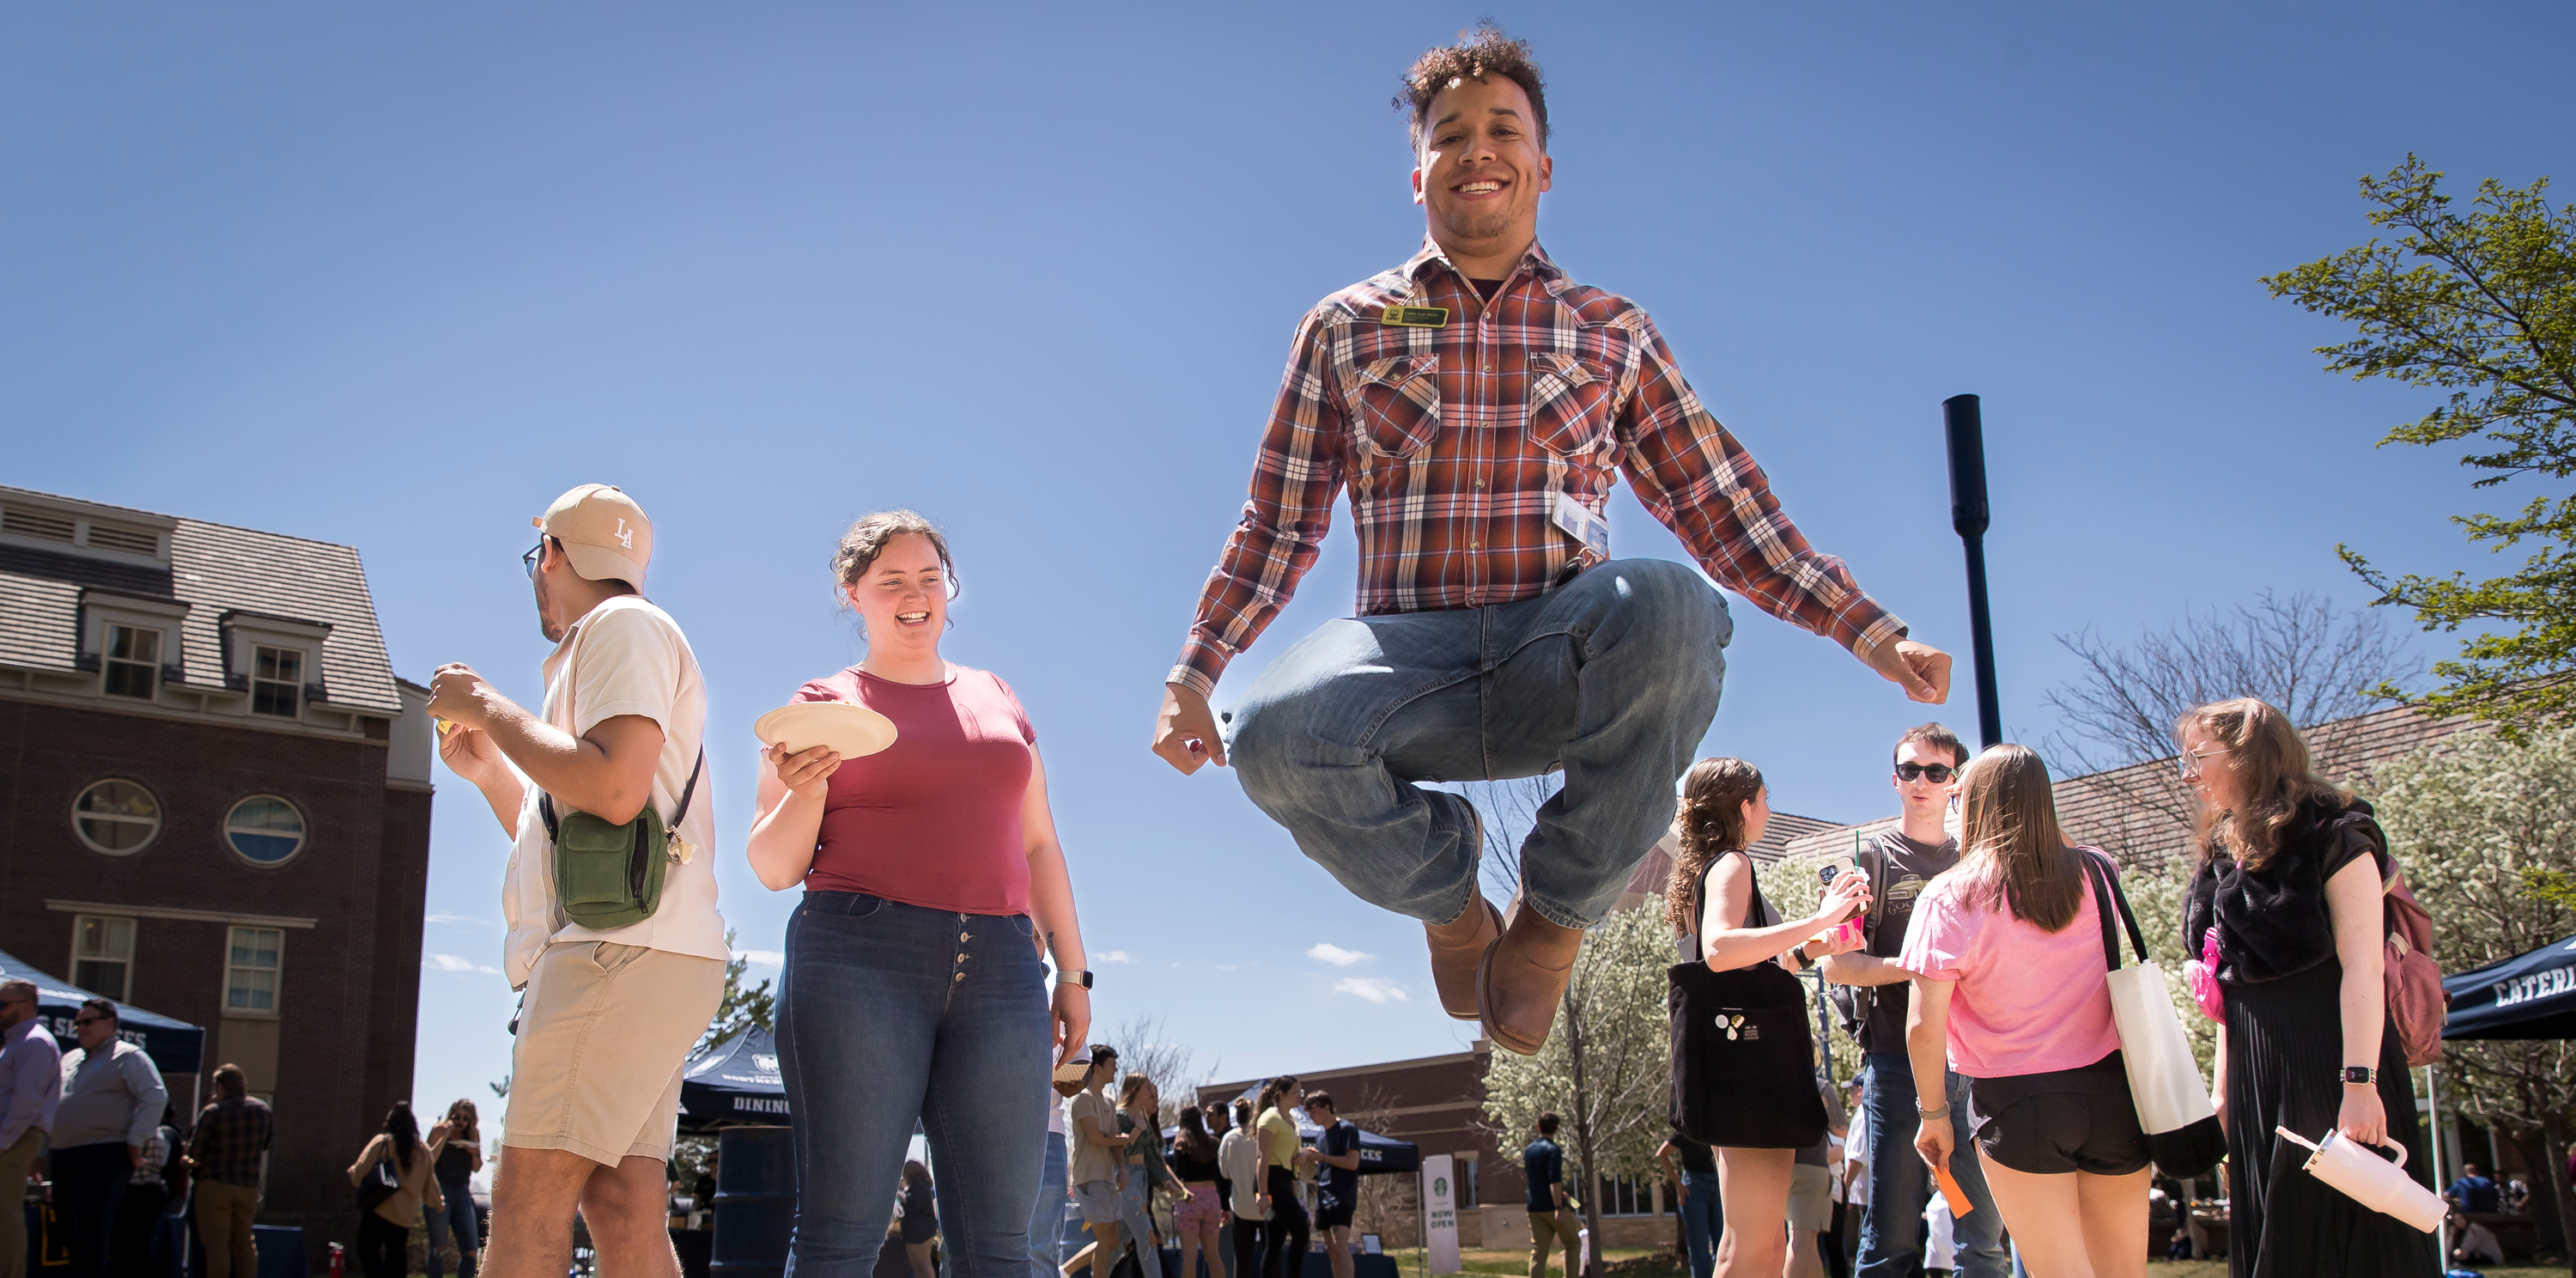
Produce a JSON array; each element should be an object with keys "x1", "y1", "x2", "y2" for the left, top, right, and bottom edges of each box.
[
  {"x1": 701, "y1": 930, "x2": 776, "y2": 1052},
  {"x1": 2367, "y1": 728, "x2": 2576, "y2": 1260},
  {"x1": 1481, "y1": 899, "x2": 1674, "y2": 1275},
  {"x1": 2264, "y1": 155, "x2": 2576, "y2": 730}
]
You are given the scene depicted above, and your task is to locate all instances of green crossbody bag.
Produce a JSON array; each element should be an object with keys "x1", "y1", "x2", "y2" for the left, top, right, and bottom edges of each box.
[{"x1": 541, "y1": 748, "x2": 702, "y2": 930}]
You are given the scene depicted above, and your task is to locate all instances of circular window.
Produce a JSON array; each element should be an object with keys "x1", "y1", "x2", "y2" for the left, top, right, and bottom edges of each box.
[
  {"x1": 222, "y1": 795, "x2": 306, "y2": 865},
  {"x1": 71, "y1": 780, "x2": 161, "y2": 855}
]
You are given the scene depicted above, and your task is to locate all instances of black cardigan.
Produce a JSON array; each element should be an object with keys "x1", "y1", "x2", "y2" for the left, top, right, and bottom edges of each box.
[{"x1": 2183, "y1": 794, "x2": 2390, "y2": 986}]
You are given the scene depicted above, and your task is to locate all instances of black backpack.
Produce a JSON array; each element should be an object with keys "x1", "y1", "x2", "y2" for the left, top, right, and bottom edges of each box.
[{"x1": 1823, "y1": 836, "x2": 1895, "y2": 1038}]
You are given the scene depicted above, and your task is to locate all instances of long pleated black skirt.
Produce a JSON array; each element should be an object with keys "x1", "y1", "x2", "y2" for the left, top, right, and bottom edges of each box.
[{"x1": 2221, "y1": 959, "x2": 2439, "y2": 1278}]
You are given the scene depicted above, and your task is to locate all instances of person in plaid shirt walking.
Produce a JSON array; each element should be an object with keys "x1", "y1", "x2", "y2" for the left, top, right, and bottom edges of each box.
[
  {"x1": 1151, "y1": 27, "x2": 1951, "y2": 1055},
  {"x1": 185, "y1": 1064, "x2": 271, "y2": 1278}
]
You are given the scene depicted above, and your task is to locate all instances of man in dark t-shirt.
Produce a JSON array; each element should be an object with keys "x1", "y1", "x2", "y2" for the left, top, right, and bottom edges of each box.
[
  {"x1": 1818, "y1": 725, "x2": 2005, "y2": 1278},
  {"x1": 1522, "y1": 1113, "x2": 1582, "y2": 1278},
  {"x1": 1654, "y1": 1129, "x2": 1721, "y2": 1278},
  {"x1": 1301, "y1": 1093, "x2": 1364, "y2": 1278}
]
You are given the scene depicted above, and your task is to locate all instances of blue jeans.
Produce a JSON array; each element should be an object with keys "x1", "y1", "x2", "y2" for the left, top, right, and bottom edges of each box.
[
  {"x1": 1028, "y1": 1132, "x2": 1066, "y2": 1278},
  {"x1": 1229, "y1": 560, "x2": 1730, "y2": 929},
  {"x1": 424, "y1": 1176, "x2": 479, "y2": 1278},
  {"x1": 1118, "y1": 1175, "x2": 1157, "y2": 1263},
  {"x1": 1677, "y1": 1170, "x2": 1722, "y2": 1278},
  {"x1": 1857, "y1": 1054, "x2": 2004, "y2": 1278},
  {"x1": 778, "y1": 892, "x2": 1051, "y2": 1278}
]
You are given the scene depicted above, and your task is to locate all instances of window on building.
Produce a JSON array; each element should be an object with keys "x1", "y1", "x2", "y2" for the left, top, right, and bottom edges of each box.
[
  {"x1": 223, "y1": 795, "x2": 306, "y2": 865},
  {"x1": 1455, "y1": 1154, "x2": 1479, "y2": 1208},
  {"x1": 226, "y1": 927, "x2": 283, "y2": 1013},
  {"x1": 1597, "y1": 1175, "x2": 1657, "y2": 1217},
  {"x1": 71, "y1": 779, "x2": 161, "y2": 855},
  {"x1": 102, "y1": 625, "x2": 160, "y2": 700},
  {"x1": 251, "y1": 647, "x2": 303, "y2": 717},
  {"x1": 73, "y1": 916, "x2": 135, "y2": 1001}
]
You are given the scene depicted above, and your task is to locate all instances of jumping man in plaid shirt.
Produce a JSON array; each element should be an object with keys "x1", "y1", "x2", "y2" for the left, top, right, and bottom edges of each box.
[{"x1": 1150, "y1": 28, "x2": 1953, "y2": 1055}]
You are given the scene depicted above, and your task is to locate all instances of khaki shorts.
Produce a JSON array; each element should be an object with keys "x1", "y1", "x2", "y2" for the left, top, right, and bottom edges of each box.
[
  {"x1": 1785, "y1": 1163, "x2": 1833, "y2": 1232},
  {"x1": 502, "y1": 941, "x2": 725, "y2": 1166}
]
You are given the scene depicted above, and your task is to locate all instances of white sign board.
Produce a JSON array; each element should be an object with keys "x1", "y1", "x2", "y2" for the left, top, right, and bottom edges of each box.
[{"x1": 1422, "y1": 1153, "x2": 1460, "y2": 1275}]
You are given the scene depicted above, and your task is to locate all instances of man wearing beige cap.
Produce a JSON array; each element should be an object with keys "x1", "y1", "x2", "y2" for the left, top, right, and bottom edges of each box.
[{"x1": 429, "y1": 484, "x2": 727, "y2": 1278}]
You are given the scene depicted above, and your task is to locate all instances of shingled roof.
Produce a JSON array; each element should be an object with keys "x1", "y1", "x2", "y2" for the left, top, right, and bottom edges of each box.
[
  {"x1": 1775, "y1": 703, "x2": 2483, "y2": 872},
  {"x1": 0, "y1": 485, "x2": 403, "y2": 717}
]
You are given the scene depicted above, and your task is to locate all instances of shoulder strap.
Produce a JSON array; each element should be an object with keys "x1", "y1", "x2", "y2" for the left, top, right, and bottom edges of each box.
[
  {"x1": 2078, "y1": 849, "x2": 2148, "y2": 970},
  {"x1": 1736, "y1": 850, "x2": 1770, "y2": 930},
  {"x1": 1863, "y1": 833, "x2": 1892, "y2": 938}
]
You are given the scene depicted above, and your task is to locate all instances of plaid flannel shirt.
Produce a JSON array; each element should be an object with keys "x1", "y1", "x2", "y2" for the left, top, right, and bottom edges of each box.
[
  {"x1": 188, "y1": 1094, "x2": 273, "y2": 1187},
  {"x1": 1169, "y1": 239, "x2": 1906, "y2": 696}
]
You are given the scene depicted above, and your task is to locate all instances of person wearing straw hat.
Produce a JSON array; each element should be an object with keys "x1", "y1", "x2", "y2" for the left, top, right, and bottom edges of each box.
[
  {"x1": 745, "y1": 508, "x2": 1091, "y2": 1278},
  {"x1": 430, "y1": 484, "x2": 729, "y2": 1278}
]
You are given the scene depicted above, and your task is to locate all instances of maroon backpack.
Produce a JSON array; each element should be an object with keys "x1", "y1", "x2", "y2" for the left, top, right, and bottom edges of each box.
[{"x1": 2384, "y1": 865, "x2": 2447, "y2": 1067}]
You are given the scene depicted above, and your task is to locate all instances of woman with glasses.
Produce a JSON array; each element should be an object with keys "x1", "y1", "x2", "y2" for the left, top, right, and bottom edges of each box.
[
  {"x1": 747, "y1": 509, "x2": 1092, "y2": 1278},
  {"x1": 2177, "y1": 699, "x2": 2437, "y2": 1278}
]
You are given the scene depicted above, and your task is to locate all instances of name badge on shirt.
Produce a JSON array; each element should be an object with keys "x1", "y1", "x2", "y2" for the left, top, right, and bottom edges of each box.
[
  {"x1": 1552, "y1": 490, "x2": 1610, "y2": 559},
  {"x1": 1380, "y1": 305, "x2": 1449, "y2": 328}
]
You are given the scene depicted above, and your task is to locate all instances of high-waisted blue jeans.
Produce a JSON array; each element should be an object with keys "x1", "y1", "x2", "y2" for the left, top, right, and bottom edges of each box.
[
  {"x1": 1228, "y1": 559, "x2": 1731, "y2": 928},
  {"x1": 778, "y1": 892, "x2": 1050, "y2": 1278}
]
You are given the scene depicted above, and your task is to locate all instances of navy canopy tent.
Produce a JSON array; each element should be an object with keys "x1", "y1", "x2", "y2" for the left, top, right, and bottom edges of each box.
[
  {"x1": 2441, "y1": 934, "x2": 2576, "y2": 1040},
  {"x1": 0, "y1": 947, "x2": 204, "y2": 1076},
  {"x1": 677, "y1": 1026, "x2": 790, "y2": 1131}
]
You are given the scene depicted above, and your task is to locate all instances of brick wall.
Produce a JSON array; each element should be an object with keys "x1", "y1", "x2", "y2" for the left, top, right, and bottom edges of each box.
[{"x1": 0, "y1": 695, "x2": 430, "y2": 1267}]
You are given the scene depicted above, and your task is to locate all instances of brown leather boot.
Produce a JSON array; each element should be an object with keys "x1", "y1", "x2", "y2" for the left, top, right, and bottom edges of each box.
[
  {"x1": 1475, "y1": 905, "x2": 1584, "y2": 1056},
  {"x1": 1425, "y1": 896, "x2": 1504, "y2": 1021}
]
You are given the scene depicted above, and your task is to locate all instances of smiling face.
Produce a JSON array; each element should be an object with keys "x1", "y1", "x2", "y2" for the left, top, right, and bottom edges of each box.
[
  {"x1": 1411, "y1": 74, "x2": 1552, "y2": 259},
  {"x1": 844, "y1": 532, "x2": 947, "y2": 658}
]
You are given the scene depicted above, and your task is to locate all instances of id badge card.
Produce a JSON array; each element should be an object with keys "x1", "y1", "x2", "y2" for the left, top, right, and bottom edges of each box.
[{"x1": 1551, "y1": 490, "x2": 1610, "y2": 559}]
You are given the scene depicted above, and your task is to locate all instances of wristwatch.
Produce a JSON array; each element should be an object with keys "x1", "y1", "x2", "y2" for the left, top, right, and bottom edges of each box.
[
  {"x1": 2342, "y1": 1066, "x2": 2376, "y2": 1086},
  {"x1": 1054, "y1": 969, "x2": 1095, "y2": 989}
]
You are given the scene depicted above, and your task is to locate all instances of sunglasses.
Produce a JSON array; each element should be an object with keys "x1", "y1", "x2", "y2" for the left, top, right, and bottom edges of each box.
[
  {"x1": 1895, "y1": 763, "x2": 1957, "y2": 783},
  {"x1": 522, "y1": 538, "x2": 548, "y2": 580},
  {"x1": 72, "y1": 1016, "x2": 106, "y2": 1026}
]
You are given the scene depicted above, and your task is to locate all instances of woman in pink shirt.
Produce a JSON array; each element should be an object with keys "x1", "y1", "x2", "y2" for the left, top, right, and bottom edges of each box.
[
  {"x1": 744, "y1": 510, "x2": 1092, "y2": 1278},
  {"x1": 1898, "y1": 746, "x2": 2148, "y2": 1278}
]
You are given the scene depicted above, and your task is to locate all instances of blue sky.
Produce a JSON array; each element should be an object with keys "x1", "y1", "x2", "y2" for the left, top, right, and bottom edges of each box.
[{"x1": 6, "y1": 3, "x2": 2572, "y2": 1129}]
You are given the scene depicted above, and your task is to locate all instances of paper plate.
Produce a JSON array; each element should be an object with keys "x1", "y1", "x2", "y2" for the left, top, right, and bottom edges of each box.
[{"x1": 754, "y1": 701, "x2": 898, "y2": 759}]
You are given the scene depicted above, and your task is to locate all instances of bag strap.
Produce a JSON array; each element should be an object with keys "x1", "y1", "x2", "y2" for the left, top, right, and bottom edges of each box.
[
  {"x1": 1862, "y1": 833, "x2": 1892, "y2": 940},
  {"x1": 1682, "y1": 849, "x2": 1767, "y2": 963},
  {"x1": 2079, "y1": 849, "x2": 2149, "y2": 971}
]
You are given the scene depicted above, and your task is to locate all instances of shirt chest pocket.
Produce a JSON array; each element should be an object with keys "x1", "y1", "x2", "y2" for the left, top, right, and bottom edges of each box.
[
  {"x1": 1526, "y1": 335, "x2": 1628, "y2": 459},
  {"x1": 1346, "y1": 353, "x2": 1441, "y2": 459}
]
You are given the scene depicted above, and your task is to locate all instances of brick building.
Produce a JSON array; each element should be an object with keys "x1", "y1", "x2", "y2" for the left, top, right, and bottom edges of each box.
[{"x1": 0, "y1": 484, "x2": 434, "y2": 1259}]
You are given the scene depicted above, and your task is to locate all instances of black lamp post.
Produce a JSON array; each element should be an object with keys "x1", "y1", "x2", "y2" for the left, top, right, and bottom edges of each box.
[{"x1": 1944, "y1": 394, "x2": 2002, "y2": 750}]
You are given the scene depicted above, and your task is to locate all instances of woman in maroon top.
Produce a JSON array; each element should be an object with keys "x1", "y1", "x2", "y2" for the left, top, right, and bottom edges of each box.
[{"x1": 746, "y1": 510, "x2": 1091, "y2": 1278}]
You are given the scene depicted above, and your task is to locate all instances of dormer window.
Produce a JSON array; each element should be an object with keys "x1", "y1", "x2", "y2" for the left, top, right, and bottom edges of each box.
[
  {"x1": 252, "y1": 646, "x2": 304, "y2": 717},
  {"x1": 103, "y1": 625, "x2": 161, "y2": 700}
]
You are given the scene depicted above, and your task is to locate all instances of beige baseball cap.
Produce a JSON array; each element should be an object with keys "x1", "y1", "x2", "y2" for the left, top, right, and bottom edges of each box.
[{"x1": 532, "y1": 484, "x2": 653, "y2": 588}]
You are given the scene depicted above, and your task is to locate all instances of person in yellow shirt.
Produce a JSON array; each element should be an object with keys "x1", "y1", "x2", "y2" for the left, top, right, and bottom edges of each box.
[{"x1": 1253, "y1": 1079, "x2": 1310, "y2": 1278}]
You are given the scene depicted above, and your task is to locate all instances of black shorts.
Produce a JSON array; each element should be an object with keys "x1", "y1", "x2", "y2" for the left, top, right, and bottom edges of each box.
[
  {"x1": 1965, "y1": 1050, "x2": 2149, "y2": 1177},
  {"x1": 1315, "y1": 1189, "x2": 1354, "y2": 1232}
]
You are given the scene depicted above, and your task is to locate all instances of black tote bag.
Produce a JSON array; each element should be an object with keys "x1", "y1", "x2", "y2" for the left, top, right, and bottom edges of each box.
[{"x1": 1668, "y1": 850, "x2": 1828, "y2": 1149}]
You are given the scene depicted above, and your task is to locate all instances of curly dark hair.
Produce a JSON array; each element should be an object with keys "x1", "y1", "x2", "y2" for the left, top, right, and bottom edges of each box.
[
  {"x1": 1663, "y1": 758, "x2": 1765, "y2": 934},
  {"x1": 1394, "y1": 24, "x2": 1549, "y2": 154}
]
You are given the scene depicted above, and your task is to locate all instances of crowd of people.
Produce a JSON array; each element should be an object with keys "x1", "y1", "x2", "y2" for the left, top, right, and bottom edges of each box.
[
  {"x1": 0, "y1": 987, "x2": 276, "y2": 1278},
  {"x1": 1653, "y1": 705, "x2": 2457, "y2": 1278}
]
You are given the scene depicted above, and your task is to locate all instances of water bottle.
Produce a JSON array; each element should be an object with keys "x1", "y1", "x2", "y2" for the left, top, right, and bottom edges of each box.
[{"x1": 2273, "y1": 1127, "x2": 2445, "y2": 1232}]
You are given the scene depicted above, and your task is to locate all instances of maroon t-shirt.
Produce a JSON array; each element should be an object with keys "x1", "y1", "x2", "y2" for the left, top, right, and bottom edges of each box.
[{"x1": 793, "y1": 664, "x2": 1036, "y2": 915}]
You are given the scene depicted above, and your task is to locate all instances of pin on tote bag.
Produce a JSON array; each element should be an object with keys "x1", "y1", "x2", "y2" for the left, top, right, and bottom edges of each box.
[
  {"x1": 2080, "y1": 850, "x2": 2227, "y2": 1178},
  {"x1": 1668, "y1": 851, "x2": 1829, "y2": 1150}
]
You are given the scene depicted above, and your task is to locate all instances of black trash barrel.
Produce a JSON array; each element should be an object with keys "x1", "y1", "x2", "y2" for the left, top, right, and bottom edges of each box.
[{"x1": 713, "y1": 1126, "x2": 796, "y2": 1278}]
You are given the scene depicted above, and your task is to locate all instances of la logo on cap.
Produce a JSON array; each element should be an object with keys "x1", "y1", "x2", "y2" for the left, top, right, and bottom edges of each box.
[{"x1": 537, "y1": 484, "x2": 653, "y2": 588}]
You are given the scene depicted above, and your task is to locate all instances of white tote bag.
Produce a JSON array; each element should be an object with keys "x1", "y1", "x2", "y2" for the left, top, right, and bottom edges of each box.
[{"x1": 2081, "y1": 852, "x2": 2227, "y2": 1176}]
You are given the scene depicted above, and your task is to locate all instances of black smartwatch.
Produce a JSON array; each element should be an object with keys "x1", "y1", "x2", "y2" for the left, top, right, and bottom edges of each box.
[
  {"x1": 2342, "y1": 1066, "x2": 2376, "y2": 1086},
  {"x1": 1054, "y1": 969, "x2": 1095, "y2": 990}
]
